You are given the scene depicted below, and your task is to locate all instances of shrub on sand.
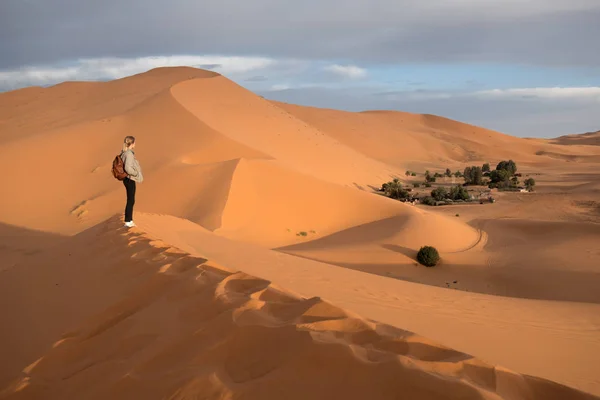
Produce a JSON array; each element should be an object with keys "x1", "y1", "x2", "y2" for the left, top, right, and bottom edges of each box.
[{"x1": 417, "y1": 246, "x2": 440, "y2": 267}]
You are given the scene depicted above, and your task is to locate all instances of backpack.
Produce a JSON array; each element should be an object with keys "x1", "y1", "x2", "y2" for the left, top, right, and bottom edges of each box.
[{"x1": 112, "y1": 154, "x2": 128, "y2": 180}]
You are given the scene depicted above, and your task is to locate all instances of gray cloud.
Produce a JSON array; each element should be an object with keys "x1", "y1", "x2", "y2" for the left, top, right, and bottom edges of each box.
[
  {"x1": 245, "y1": 75, "x2": 269, "y2": 82},
  {"x1": 196, "y1": 64, "x2": 221, "y2": 70},
  {"x1": 2, "y1": 0, "x2": 599, "y2": 69}
]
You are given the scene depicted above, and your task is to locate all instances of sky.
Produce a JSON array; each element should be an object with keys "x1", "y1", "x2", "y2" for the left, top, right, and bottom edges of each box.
[{"x1": 1, "y1": 0, "x2": 599, "y2": 138}]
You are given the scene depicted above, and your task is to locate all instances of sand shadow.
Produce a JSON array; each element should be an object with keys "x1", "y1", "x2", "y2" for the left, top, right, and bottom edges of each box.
[{"x1": 381, "y1": 244, "x2": 417, "y2": 259}]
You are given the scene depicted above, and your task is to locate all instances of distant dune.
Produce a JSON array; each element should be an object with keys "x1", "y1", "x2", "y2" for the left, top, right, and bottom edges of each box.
[
  {"x1": 275, "y1": 102, "x2": 600, "y2": 170},
  {"x1": 1, "y1": 67, "x2": 600, "y2": 399},
  {"x1": 551, "y1": 130, "x2": 600, "y2": 146}
]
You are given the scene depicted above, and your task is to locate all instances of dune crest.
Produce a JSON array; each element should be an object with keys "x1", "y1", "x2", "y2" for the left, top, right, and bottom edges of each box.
[
  {"x1": 1, "y1": 215, "x2": 597, "y2": 400},
  {"x1": 551, "y1": 130, "x2": 600, "y2": 146},
  {"x1": 275, "y1": 102, "x2": 600, "y2": 169},
  {"x1": 170, "y1": 77, "x2": 399, "y2": 187}
]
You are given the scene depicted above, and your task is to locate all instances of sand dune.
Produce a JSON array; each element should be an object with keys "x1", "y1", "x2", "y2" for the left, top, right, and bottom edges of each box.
[
  {"x1": 276, "y1": 102, "x2": 600, "y2": 170},
  {"x1": 2, "y1": 67, "x2": 600, "y2": 399},
  {"x1": 171, "y1": 78, "x2": 399, "y2": 187},
  {"x1": 276, "y1": 211, "x2": 600, "y2": 303},
  {"x1": 551, "y1": 130, "x2": 600, "y2": 146},
  {"x1": 0, "y1": 71, "x2": 266, "y2": 233},
  {"x1": 1, "y1": 215, "x2": 598, "y2": 399},
  {"x1": 0, "y1": 68, "x2": 218, "y2": 144}
]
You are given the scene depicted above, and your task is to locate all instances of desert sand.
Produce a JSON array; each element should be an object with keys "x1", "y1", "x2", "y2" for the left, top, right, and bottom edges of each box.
[
  {"x1": 1, "y1": 67, "x2": 599, "y2": 399},
  {"x1": 551, "y1": 130, "x2": 600, "y2": 147}
]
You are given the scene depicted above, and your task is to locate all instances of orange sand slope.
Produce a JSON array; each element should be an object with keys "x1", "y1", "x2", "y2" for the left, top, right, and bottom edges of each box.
[
  {"x1": 551, "y1": 130, "x2": 600, "y2": 146},
  {"x1": 275, "y1": 102, "x2": 600, "y2": 170},
  {"x1": 1, "y1": 214, "x2": 598, "y2": 400}
]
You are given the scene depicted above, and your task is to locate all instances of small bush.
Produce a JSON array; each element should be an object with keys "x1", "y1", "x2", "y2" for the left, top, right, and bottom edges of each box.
[
  {"x1": 421, "y1": 196, "x2": 436, "y2": 206},
  {"x1": 297, "y1": 231, "x2": 308, "y2": 237},
  {"x1": 496, "y1": 160, "x2": 517, "y2": 175},
  {"x1": 411, "y1": 172, "x2": 417, "y2": 176},
  {"x1": 380, "y1": 178, "x2": 410, "y2": 200},
  {"x1": 524, "y1": 178, "x2": 536, "y2": 191},
  {"x1": 455, "y1": 213, "x2": 460, "y2": 217},
  {"x1": 431, "y1": 187, "x2": 448, "y2": 201},
  {"x1": 449, "y1": 185, "x2": 470, "y2": 201},
  {"x1": 463, "y1": 166, "x2": 483, "y2": 185},
  {"x1": 424, "y1": 182, "x2": 432, "y2": 188},
  {"x1": 413, "y1": 183, "x2": 420, "y2": 188},
  {"x1": 417, "y1": 246, "x2": 440, "y2": 267}
]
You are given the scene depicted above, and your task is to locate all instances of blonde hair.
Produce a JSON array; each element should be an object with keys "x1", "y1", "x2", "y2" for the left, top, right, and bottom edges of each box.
[{"x1": 122, "y1": 136, "x2": 136, "y2": 152}]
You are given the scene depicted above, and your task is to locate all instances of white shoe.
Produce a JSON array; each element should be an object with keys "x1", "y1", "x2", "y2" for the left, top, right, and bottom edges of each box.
[{"x1": 124, "y1": 221, "x2": 136, "y2": 228}]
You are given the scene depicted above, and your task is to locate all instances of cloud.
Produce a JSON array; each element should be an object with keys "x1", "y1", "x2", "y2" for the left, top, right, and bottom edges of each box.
[
  {"x1": 474, "y1": 87, "x2": 600, "y2": 100},
  {"x1": 2, "y1": 0, "x2": 598, "y2": 69},
  {"x1": 0, "y1": 55, "x2": 275, "y2": 90},
  {"x1": 373, "y1": 86, "x2": 600, "y2": 102},
  {"x1": 323, "y1": 64, "x2": 367, "y2": 79},
  {"x1": 245, "y1": 75, "x2": 269, "y2": 82},
  {"x1": 269, "y1": 84, "x2": 291, "y2": 91}
]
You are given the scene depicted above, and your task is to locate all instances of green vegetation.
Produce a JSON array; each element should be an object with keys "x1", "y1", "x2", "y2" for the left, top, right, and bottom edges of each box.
[
  {"x1": 421, "y1": 196, "x2": 436, "y2": 206},
  {"x1": 496, "y1": 160, "x2": 517, "y2": 176},
  {"x1": 489, "y1": 160, "x2": 519, "y2": 190},
  {"x1": 417, "y1": 246, "x2": 440, "y2": 267},
  {"x1": 377, "y1": 159, "x2": 530, "y2": 208},
  {"x1": 524, "y1": 178, "x2": 536, "y2": 191},
  {"x1": 424, "y1": 170, "x2": 437, "y2": 183},
  {"x1": 449, "y1": 185, "x2": 470, "y2": 201},
  {"x1": 431, "y1": 187, "x2": 448, "y2": 201},
  {"x1": 428, "y1": 185, "x2": 470, "y2": 203},
  {"x1": 381, "y1": 178, "x2": 410, "y2": 200},
  {"x1": 297, "y1": 231, "x2": 308, "y2": 237},
  {"x1": 489, "y1": 169, "x2": 511, "y2": 186},
  {"x1": 463, "y1": 166, "x2": 484, "y2": 185}
]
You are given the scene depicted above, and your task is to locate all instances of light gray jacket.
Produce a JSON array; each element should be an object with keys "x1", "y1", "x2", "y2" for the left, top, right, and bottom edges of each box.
[{"x1": 121, "y1": 149, "x2": 143, "y2": 183}]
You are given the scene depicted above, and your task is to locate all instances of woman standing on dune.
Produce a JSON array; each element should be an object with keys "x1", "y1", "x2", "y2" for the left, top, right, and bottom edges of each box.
[{"x1": 121, "y1": 136, "x2": 143, "y2": 227}]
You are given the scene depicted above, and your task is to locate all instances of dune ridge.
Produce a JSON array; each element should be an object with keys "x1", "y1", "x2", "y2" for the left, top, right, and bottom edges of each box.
[
  {"x1": 275, "y1": 101, "x2": 600, "y2": 170},
  {"x1": 551, "y1": 130, "x2": 600, "y2": 146},
  {"x1": 1, "y1": 215, "x2": 598, "y2": 400}
]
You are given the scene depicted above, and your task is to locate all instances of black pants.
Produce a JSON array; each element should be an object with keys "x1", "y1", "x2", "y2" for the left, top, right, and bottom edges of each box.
[{"x1": 123, "y1": 177, "x2": 136, "y2": 222}]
